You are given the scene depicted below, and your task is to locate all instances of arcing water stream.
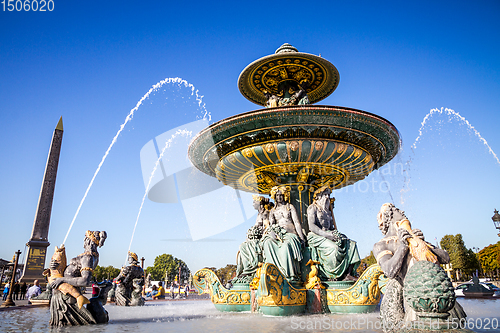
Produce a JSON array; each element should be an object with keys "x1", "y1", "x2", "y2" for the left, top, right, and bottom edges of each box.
[
  {"x1": 411, "y1": 107, "x2": 499, "y2": 165},
  {"x1": 63, "y1": 78, "x2": 209, "y2": 245},
  {"x1": 126, "y1": 129, "x2": 193, "y2": 264}
]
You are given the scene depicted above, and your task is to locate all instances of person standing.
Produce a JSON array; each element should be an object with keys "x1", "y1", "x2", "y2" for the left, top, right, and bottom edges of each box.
[
  {"x1": 12, "y1": 282, "x2": 20, "y2": 300},
  {"x1": 26, "y1": 280, "x2": 42, "y2": 304},
  {"x1": 2, "y1": 282, "x2": 9, "y2": 301},
  {"x1": 20, "y1": 282, "x2": 27, "y2": 300}
]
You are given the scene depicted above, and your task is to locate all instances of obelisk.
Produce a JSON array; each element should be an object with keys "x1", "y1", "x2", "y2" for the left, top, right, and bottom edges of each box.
[{"x1": 21, "y1": 117, "x2": 63, "y2": 285}]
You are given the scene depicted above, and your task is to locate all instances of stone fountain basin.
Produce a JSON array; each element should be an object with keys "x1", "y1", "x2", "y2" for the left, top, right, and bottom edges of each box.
[
  {"x1": 1, "y1": 299, "x2": 499, "y2": 332},
  {"x1": 188, "y1": 105, "x2": 400, "y2": 194}
]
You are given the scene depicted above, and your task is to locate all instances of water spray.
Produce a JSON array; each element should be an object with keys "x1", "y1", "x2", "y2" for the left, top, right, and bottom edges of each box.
[
  {"x1": 125, "y1": 129, "x2": 192, "y2": 265},
  {"x1": 63, "y1": 78, "x2": 209, "y2": 245}
]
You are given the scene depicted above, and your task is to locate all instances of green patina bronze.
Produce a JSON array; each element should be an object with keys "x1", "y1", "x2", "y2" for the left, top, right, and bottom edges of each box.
[
  {"x1": 401, "y1": 261, "x2": 474, "y2": 332},
  {"x1": 188, "y1": 105, "x2": 400, "y2": 229},
  {"x1": 189, "y1": 44, "x2": 401, "y2": 315},
  {"x1": 404, "y1": 261, "x2": 456, "y2": 320}
]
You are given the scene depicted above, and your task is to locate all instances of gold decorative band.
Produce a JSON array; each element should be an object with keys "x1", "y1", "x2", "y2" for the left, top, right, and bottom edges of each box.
[
  {"x1": 376, "y1": 250, "x2": 393, "y2": 264},
  {"x1": 81, "y1": 267, "x2": 94, "y2": 273}
]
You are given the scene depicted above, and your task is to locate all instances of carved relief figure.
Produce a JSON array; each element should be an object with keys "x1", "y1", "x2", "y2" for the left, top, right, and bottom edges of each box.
[
  {"x1": 307, "y1": 186, "x2": 360, "y2": 281},
  {"x1": 261, "y1": 186, "x2": 306, "y2": 281}
]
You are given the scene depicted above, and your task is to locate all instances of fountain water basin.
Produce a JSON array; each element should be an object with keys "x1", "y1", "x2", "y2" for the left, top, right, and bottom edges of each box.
[{"x1": 1, "y1": 299, "x2": 499, "y2": 332}]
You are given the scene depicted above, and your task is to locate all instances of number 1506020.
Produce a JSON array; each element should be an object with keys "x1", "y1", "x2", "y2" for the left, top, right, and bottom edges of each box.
[{"x1": 2, "y1": 0, "x2": 54, "y2": 11}]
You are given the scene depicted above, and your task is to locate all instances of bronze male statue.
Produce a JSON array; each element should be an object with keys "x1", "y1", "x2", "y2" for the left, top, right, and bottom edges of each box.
[
  {"x1": 115, "y1": 251, "x2": 145, "y2": 306},
  {"x1": 307, "y1": 186, "x2": 360, "y2": 281},
  {"x1": 373, "y1": 203, "x2": 464, "y2": 331}
]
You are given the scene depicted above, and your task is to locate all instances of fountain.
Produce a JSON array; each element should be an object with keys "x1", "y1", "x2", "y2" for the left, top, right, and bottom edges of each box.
[
  {"x1": 188, "y1": 44, "x2": 400, "y2": 315},
  {"x1": 1, "y1": 45, "x2": 499, "y2": 332}
]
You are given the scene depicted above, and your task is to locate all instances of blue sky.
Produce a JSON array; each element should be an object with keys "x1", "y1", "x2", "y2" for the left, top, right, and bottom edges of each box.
[{"x1": 1, "y1": 1, "x2": 499, "y2": 274}]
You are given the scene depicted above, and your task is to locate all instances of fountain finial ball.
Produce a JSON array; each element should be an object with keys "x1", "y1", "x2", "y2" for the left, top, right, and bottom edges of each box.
[{"x1": 275, "y1": 43, "x2": 298, "y2": 54}]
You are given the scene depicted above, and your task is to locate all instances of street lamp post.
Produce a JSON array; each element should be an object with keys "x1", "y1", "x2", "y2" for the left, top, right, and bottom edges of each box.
[
  {"x1": 492, "y1": 209, "x2": 500, "y2": 237},
  {"x1": 1, "y1": 250, "x2": 21, "y2": 307}
]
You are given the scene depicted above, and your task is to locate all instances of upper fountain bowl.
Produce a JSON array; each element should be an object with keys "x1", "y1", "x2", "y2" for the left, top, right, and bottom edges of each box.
[{"x1": 238, "y1": 43, "x2": 340, "y2": 106}]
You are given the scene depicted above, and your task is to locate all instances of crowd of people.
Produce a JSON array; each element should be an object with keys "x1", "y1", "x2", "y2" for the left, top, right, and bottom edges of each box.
[
  {"x1": 2, "y1": 278, "x2": 193, "y2": 305},
  {"x1": 2, "y1": 279, "x2": 41, "y2": 303},
  {"x1": 143, "y1": 281, "x2": 190, "y2": 300}
]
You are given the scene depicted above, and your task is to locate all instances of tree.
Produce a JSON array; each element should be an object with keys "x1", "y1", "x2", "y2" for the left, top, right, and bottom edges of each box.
[
  {"x1": 92, "y1": 265, "x2": 121, "y2": 282},
  {"x1": 440, "y1": 234, "x2": 468, "y2": 270},
  {"x1": 356, "y1": 251, "x2": 376, "y2": 276},
  {"x1": 465, "y1": 249, "x2": 481, "y2": 276},
  {"x1": 440, "y1": 234, "x2": 480, "y2": 280},
  {"x1": 478, "y1": 242, "x2": 500, "y2": 276},
  {"x1": 215, "y1": 264, "x2": 237, "y2": 285},
  {"x1": 144, "y1": 254, "x2": 190, "y2": 284}
]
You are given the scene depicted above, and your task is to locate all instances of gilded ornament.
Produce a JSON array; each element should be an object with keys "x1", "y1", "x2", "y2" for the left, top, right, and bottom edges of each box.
[
  {"x1": 193, "y1": 269, "x2": 251, "y2": 305},
  {"x1": 290, "y1": 141, "x2": 299, "y2": 151},
  {"x1": 256, "y1": 263, "x2": 307, "y2": 307},
  {"x1": 265, "y1": 143, "x2": 275, "y2": 153},
  {"x1": 243, "y1": 148, "x2": 253, "y2": 157},
  {"x1": 304, "y1": 260, "x2": 325, "y2": 289},
  {"x1": 326, "y1": 264, "x2": 384, "y2": 306},
  {"x1": 314, "y1": 141, "x2": 324, "y2": 151}
]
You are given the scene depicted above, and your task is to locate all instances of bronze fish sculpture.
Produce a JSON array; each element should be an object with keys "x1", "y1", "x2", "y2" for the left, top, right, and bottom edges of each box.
[{"x1": 43, "y1": 245, "x2": 90, "y2": 309}]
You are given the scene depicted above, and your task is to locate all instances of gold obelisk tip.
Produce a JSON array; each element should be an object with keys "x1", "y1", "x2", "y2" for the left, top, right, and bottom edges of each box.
[{"x1": 56, "y1": 116, "x2": 63, "y2": 131}]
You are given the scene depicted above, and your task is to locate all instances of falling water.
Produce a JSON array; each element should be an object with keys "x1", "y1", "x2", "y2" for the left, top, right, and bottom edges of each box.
[
  {"x1": 411, "y1": 107, "x2": 500, "y2": 165},
  {"x1": 377, "y1": 172, "x2": 395, "y2": 203},
  {"x1": 63, "y1": 77, "x2": 209, "y2": 245},
  {"x1": 399, "y1": 107, "x2": 500, "y2": 204},
  {"x1": 125, "y1": 129, "x2": 193, "y2": 264}
]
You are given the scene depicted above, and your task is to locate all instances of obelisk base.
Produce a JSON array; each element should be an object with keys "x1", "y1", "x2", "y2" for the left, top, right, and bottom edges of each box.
[{"x1": 22, "y1": 240, "x2": 50, "y2": 287}]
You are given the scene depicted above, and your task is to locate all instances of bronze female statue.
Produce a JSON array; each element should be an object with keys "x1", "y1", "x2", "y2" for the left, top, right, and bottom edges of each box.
[
  {"x1": 261, "y1": 186, "x2": 306, "y2": 281},
  {"x1": 372, "y1": 203, "x2": 465, "y2": 332},
  {"x1": 233, "y1": 195, "x2": 269, "y2": 283}
]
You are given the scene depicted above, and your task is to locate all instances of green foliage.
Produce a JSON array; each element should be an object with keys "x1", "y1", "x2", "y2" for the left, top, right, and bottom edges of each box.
[
  {"x1": 92, "y1": 265, "x2": 121, "y2": 282},
  {"x1": 440, "y1": 234, "x2": 468, "y2": 270},
  {"x1": 144, "y1": 254, "x2": 190, "y2": 284},
  {"x1": 478, "y1": 242, "x2": 500, "y2": 273},
  {"x1": 440, "y1": 234, "x2": 481, "y2": 279},
  {"x1": 465, "y1": 248, "x2": 481, "y2": 273},
  {"x1": 357, "y1": 251, "x2": 376, "y2": 276},
  {"x1": 215, "y1": 264, "x2": 237, "y2": 285}
]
